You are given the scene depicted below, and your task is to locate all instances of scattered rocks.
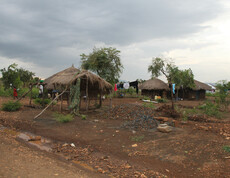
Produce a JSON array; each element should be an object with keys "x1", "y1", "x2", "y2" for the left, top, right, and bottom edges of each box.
[
  {"x1": 132, "y1": 144, "x2": 138, "y2": 147},
  {"x1": 157, "y1": 124, "x2": 173, "y2": 133}
]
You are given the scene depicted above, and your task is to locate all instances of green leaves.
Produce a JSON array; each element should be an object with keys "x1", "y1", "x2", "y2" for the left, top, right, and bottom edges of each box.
[{"x1": 80, "y1": 47, "x2": 123, "y2": 84}]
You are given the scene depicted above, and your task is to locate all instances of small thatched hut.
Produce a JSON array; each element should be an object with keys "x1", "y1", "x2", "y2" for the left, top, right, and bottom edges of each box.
[
  {"x1": 178, "y1": 80, "x2": 212, "y2": 100},
  {"x1": 139, "y1": 78, "x2": 169, "y2": 99},
  {"x1": 44, "y1": 65, "x2": 112, "y2": 111}
]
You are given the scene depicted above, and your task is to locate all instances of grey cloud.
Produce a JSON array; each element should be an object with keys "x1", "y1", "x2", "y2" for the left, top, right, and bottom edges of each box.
[{"x1": 0, "y1": 0, "x2": 223, "y2": 67}]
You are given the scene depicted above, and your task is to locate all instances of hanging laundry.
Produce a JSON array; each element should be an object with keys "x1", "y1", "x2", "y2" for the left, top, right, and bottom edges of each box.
[
  {"x1": 123, "y1": 82, "x2": 130, "y2": 89},
  {"x1": 114, "y1": 84, "x2": 117, "y2": 91}
]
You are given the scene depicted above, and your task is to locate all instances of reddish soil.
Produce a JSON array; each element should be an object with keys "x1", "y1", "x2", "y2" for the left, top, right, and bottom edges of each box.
[{"x1": 0, "y1": 96, "x2": 230, "y2": 177}]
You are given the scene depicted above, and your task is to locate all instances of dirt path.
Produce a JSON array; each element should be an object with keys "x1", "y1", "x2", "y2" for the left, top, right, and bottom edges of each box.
[{"x1": 0, "y1": 127, "x2": 105, "y2": 178}]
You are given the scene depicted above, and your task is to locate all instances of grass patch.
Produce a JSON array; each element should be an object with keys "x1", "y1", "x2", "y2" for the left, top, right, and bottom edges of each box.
[
  {"x1": 53, "y1": 113, "x2": 74, "y2": 123},
  {"x1": 223, "y1": 145, "x2": 230, "y2": 153},
  {"x1": 81, "y1": 114, "x2": 87, "y2": 120},
  {"x1": 34, "y1": 98, "x2": 51, "y2": 106},
  {"x1": 198, "y1": 101, "x2": 222, "y2": 118},
  {"x1": 2, "y1": 101, "x2": 21, "y2": 112},
  {"x1": 130, "y1": 135, "x2": 145, "y2": 142},
  {"x1": 142, "y1": 102, "x2": 155, "y2": 108},
  {"x1": 156, "y1": 98, "x2": 168, "y2": 103}
]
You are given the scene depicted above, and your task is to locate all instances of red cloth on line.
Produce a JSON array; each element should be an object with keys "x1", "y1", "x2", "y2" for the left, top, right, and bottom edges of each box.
[
  {"x1": 13, "y1": 88, "x2": 17, "y2": 97},
  {"x1": 114, "y1": 84, "x2": 117, "y2": 91}
]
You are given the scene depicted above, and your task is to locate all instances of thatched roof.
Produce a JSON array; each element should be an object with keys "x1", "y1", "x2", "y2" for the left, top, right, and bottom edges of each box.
[
  {"x1": 193, "y1": 80, "x2": 212, "y2": 91},
  {"x1": 44, "y1": 66, "x2": 112, "y2": 94},
  {"x1": 139, "y1": 78, "x2": 169, "y2": 90}
]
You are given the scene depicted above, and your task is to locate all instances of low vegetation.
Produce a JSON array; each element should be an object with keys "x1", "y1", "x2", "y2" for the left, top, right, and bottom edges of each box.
[
  {"x1": 223, "y1": 145, "x2": 230, "y2": 153},
  {"x1": 53, "y1": 113, "x2": 74, "y2": 123},
  {"x1": 142, "y1": 102, "x2": 155, "y2": 109},
  {"x1": 2, "y1": 101, "x2": 21, "y2": 112},
  {"x1": 130, "y1": 135, "x2": 145, "y2": 142},
  {"x1": 34, "y1": 98, "x2": 51, "y2": 107}
]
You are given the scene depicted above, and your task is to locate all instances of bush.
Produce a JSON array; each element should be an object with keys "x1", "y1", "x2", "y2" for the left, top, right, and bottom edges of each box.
[
  {"x1": 198, "y1": 101, "x2": 221, "y2": 118},
  {"x1": 2, "y1": 101, "x2": 21, "y2": 112},
  {"x1": 81, "y1": 114, "x2": 87, "y2": 120},
  {"x1": 53, "y1": 113, "x2": 74, "y2": 123},
  {"x1": 223, "y1": 145, "x2": 230, "y2": 153},
  {"x1": 130, "y1": 135, "x2": 145, "y2": 142},
  {"x1": 34, "y1": 98, "x2": 51, "y2": 106},
  {"x1": 142, "y1": 102, "x2": 155, "y2": 108},
  {"x1": 156, "y1": 98, "x2": 168, "y2": 103}
]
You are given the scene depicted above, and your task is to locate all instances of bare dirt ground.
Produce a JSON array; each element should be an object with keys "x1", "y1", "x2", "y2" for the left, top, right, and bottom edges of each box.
[{"x1": 0, "y1": 96, "x2": 230, "y2": 177}]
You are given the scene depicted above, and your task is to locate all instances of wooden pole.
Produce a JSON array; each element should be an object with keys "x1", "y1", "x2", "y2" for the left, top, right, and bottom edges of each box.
[
  {"x1": 29, "y1": 84, "x2": 32, "y2": 106},
  {"x1": 110, "y1": 93, "x2": 112, "y2": 108},
  {"x1": 86, "y1": 77, "x2": 89, "y2": 111},
  {"x1": 60, "y1": 94, "x2": 63, "y2": 112}
]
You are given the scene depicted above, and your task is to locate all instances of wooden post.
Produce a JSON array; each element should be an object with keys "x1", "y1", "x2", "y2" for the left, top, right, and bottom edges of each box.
[
  {"x1": 29, "y1": 84, "x2": 32, "y2": 106},
  {"x1": 99, "y1": 91, "x2": 102, "y2": 107},
  {"x1": 86, "y1": 77, "x2": 89, "y2": 111},
  {"x1": 110, "y1": 93, "x2": 112, "y2": 108},
  {"x1": 60, "y1": 94, "x2": 63, "y2": 112}
]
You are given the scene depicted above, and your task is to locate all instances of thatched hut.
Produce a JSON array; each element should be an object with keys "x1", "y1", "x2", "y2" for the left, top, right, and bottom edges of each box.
[
  {"x1": 44, "y1": 65, "x2": 112, "y2": 111},
  {"x1": 139, "y1": 78, "x2": 169, "y2": 99},
  {"x1": 178, "y1": 80, "x2": 212, "y2": 100}
]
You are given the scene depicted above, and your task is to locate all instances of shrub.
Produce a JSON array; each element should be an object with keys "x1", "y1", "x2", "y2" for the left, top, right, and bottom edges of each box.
[
  {"x1": 223, "y1": 145, "x2": 230, "y2": 153},
  {"x1": 54, "y1": 113, "x2": 74, "y2": 123},
  {"x1": 34, "y1": 98, "x2": 51, "y2": 106},
  {"x1": 198, "y1": 101, "x2": 221, "y2": 118},
  {"x1": 81, "y1": 114, "x2": 87, "y2": 120},
  {"x1": 156, "y1": 98, "x2": 167, "y2": 103},
  {"x1": 2, "y1": 101, "x2": 21, "y2": 112},
  {"x1": 130, "y1": 135, "x2": 145, "y2": 142},
  {"x1": 142, "y1": 102, "x2": 155, "y2": 108}
]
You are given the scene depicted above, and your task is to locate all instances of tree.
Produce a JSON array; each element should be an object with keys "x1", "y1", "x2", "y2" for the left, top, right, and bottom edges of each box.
[
  {"x1": 216, "y1": 80, "x2": 230, "y2": 110},
  {"x1": 148, "y1": 57, "x2": 177, "y2": 109},
  {"x1": 0, "y1": 63, "x2": 22, "y2": 89},
  {"x1": 0, "y1": 63, "x2": 35, "y2": 89},
  {"x1": 171, "y1": 68, "x2": 195, "y2": 99},
  {"x1": 80, "y1": 47, "x2": 123, "y2": 84},
  {"x1": 18, "y1": 68, "x2": 35, "y2": 87}
]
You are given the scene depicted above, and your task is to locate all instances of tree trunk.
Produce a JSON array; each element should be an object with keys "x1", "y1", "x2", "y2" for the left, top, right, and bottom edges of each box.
[{"x1": 170, "y1": 82, "x2": 174, "y2": 110}]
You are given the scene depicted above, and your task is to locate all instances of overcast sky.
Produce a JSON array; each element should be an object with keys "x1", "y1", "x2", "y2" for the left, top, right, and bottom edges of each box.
[{"x1": 0, "y1": 0, "x2": 230, "y2": 83}]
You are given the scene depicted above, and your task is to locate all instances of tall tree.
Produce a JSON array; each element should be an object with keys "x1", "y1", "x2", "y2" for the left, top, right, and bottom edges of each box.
[
  {"x1": 80, "y1": 47, "x2": 123, "y2": 84},
  {"x1": 148, "y1": 57, "x2": 176, "y2": 109},
  {"x1": 0, "y1": 63, "x2": 35, "y2": 89},
  {"x1": 0, "y1": 63, "x2": 22, "y2": 89}
]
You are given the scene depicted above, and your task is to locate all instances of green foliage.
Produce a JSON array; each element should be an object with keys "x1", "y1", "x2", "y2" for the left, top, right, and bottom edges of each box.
[
  {"x1": 197, "y1": 101, "x2": 221, "y2": 118},
  {"x1": 0, "y1": 63, "x2": 35, "y2": 89},
  {"x1": 156, "y1": 98, "x2": 168, "y2": 103},
  {"x1": 53, "y1": 113, "x2": 74, "y2": 123},
  {"x1": 130, "y1": 135, "x2": 145, "y2": 142},
  {"x1": 223, "y1": 146, "x2": 230, "y2": 153},
  {"x1": 215, "y1": 80, "x2": 230, "y2": 110},
  {"x1": 34, "y1": 98, "x2": 51, "y2": 106},
  {"x1": 141, "y1": 96, "x2": 151, "y2": 100},
  {"x1": 2, "y1": 101, "x2": 21, "y2": 112},
  {"x1": 81, "y1": 47, "x2": 123, "y2": 84},
  {"x1": 81, "y1": 114, "x2": 87, "y2": 120},
  {"x1": 142, "y1": 102, "x2": 155, "y2": 108}
]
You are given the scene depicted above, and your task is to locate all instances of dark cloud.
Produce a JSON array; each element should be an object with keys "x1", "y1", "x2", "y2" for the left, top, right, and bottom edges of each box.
[{"x1": 0, "y1": 0, "x2": 223, "y2": 67}]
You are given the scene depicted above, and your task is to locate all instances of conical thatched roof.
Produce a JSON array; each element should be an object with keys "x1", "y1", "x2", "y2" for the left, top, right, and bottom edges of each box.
[
  {"x1": 193, "y1": 80, "x2": 212, "y2": 91},
  {"x1": 139, "y1": 78, "x2": 169, "y2": 90},
  {"x1": 44, "y1": 66, "x2": 112, "y2": 94}
]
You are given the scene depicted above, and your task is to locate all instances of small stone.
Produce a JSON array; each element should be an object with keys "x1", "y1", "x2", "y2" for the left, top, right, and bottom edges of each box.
[
  {"x1": 124, "y1": 164, "x2": 132, "y2": 169},
  {"x1": 165, "y1": 169, "x2": 170, "y2": 172},
  {"x1": 132, "y1": 144, "x2": 138, "y2": 147},
  {"x1": 62, "y1": 143, "x2": 68, "y2": 147},
  {"x1": 70, "y1": 143, "x2": 75, "y2": 147},
  {"x1": 94, "y1": 119, "x2": 99, "y2": 122},
  {"x1": 140, "y1": 174, "x2": 147, "y2": 178},
  {"x1": 115, "y1": 130, "x2": 119, "y2": 133},
  {"x1": 97, "y1": 168, "x2": 105, "y2": 173},
  {"x1": 132, "y1": 130, "x2": 136, "y2": 134},
  {"x1": 157, "y1": 125, "x2": 173, "y2": 133}
]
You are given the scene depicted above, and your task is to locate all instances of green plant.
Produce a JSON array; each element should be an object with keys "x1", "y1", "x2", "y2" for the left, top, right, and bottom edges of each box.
[
  {"x1": 223, "y1": 145, "x2": 230, "y2": 153},
  {"x1": 142, "y1": 102, "x2": 155, "y2": 108},
  {"x1": 130, "y1": 135, "x2": 145, "y2": 142},
  {"x1": 34, "y1": 98, "x2": 51, "y2": 106},
  {"x1": 53, "y1": 113, "x2": 74, "y2": 123},
  {"x1": 2, "y1": 101, "x2": 21, "y2": 112},
  {"x1": 81, "y1": 114, "x2": 87, "y2": 120},
  {"x1": 198, "y1": 101, "x2": 221, "y2": 118},
  {"x1": 156, "y1": 98, "x2": 168, "y2": 103}
]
